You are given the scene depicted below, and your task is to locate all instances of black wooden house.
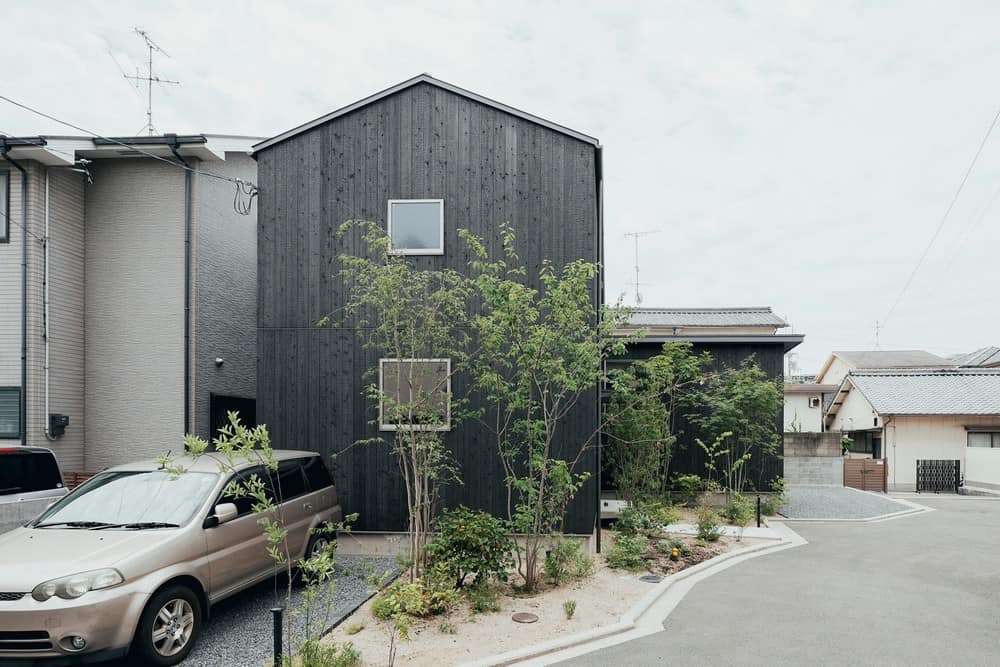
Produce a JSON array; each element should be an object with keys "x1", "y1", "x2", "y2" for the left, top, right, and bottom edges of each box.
[{"x1": 253, "y1": 75, "x2": 603, "y2": 534}]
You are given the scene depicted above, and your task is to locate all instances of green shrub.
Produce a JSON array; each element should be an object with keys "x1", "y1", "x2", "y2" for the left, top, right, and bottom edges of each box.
[
  {"x1": 466, "y1": 583, "x2": 501, "y2": 613},
  {"x1": 613, "y1": 506, "x2": 645, "y2": 536},
  {"x1": 655, "y1": 539, "x2": 672, "y2": 553},
  {"x1": 696, "y1": 507, "x2": 723, "y2": 542},
  {"x1": 563, "y1": 599, "x2": 577, "y2": 619},
  {"x1": 543, "y1": 536, "x2": 594, "y2": 585},
  {"x1": 283, "y1": 639, "x2": 361, "y2": 667},
  {"x1": 637, "y1": 500, "x2": 681, "y2": 528},
  {"x1": 344, "y1": 622, "x2": 365, "y2": 636},
  {"x1": 439, "y1": 622, "x2": 457, "y2": 635},
  {"x1": 425, "y1": 506, "x2": 515, "y2": 588},
  {"x1": 760, "y1": 477, "x2": 788, "y2": 515},
  {"x1": 722, "y1": 494, "x2": 754, "y2": 527},
  {"x1": 605, "y1": 534, "x2": 648, "y2": 570},
  {"x1": 371, "y1": 579, "x2": 460, "y2": 620},
  {"x1": 670, "y1": 474, "x2": 706, "y2": 507}
]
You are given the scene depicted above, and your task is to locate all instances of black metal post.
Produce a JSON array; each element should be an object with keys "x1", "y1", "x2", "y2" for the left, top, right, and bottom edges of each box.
[
  {"x1": 271, "y1": 607, "x2": 283, "y2": 666},
  {"x1": 756, "y1": 495, "x2": 761, "y2": 528}
]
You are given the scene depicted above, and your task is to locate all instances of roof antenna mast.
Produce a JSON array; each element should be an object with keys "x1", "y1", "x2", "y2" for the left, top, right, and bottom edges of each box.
[
  {"x1": 125, "y1": 28, "x2": 180, "y2": 135},
  {"x1": 624, "y1": 230, "x2": 660, "y2": 305}
]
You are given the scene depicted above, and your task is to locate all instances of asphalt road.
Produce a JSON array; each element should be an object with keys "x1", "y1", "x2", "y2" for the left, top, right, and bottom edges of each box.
[{"x1": 560, "y1": 495, "x2": 1000, "y2": 666}]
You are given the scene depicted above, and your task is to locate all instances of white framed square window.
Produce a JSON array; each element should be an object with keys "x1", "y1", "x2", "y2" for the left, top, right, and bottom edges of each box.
[
  {"x1": 378, "y1": 358, "x2": 451, "y2": 431},
  {"x1": 387, "y1": 199, "x2": 444, "y2": 255}
]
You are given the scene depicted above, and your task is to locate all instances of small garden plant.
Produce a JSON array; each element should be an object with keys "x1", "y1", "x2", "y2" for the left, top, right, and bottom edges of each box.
[
  {"x1": 563, "y1": 600, "x2": 577, "y2": 619},
  {"x1": 696, "y1": 507, "x2": 723, "y2": 542},
  {"x1": 425, "y1": 506, "x2": 515, "y2": 588}
]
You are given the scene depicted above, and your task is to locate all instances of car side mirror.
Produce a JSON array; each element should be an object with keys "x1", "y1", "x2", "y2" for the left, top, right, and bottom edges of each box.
[{"x1": 209, "y1": 502, "x2": 238, "y2": 527}]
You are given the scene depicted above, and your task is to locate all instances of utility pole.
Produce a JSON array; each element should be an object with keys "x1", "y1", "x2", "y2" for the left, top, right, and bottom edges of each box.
[
  {"x1": 623, "y1": 230, "x2": 660, "y2": 305},
  {"x1": 124, "y1": 28, "x2": 179, "y2": 135}
]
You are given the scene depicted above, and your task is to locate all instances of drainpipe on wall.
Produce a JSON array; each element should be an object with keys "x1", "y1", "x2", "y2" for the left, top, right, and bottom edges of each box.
[
  {"x1": 44, "y1": 168, "x2": 55, "y2": 440},
  {"x1": 1, "y1": 142, "x2": 28, "y2": 447},
  {"x1": 167, "y1": 136, "x2": 193, "y2": 437}
]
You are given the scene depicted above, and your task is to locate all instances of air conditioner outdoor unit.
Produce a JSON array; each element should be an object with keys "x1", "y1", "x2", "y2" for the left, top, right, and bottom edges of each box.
[{"x1": 809, "y1": 397, "x2": 821, "y2": 408}]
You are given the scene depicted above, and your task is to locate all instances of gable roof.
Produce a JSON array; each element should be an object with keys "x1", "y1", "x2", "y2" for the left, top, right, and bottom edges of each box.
[
  {"x1": 844, "y1": 369, "x2": 1000, "y2": 415},
  {"x1": 832, "y1": 350, "x2": 952, "y2": 369},
  {"x1": 951, "y1": 346, "x2": 1000, "y2": 368},
  {"x1": 628, "y1": 307, "x2": 788, "y2": 328},
  {"x1": 253, "y1": 74, "x2": 600, "y2": 154}
]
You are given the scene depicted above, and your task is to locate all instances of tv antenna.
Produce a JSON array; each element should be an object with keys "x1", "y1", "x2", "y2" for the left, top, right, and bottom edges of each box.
[
  {"x1": 124, "y1": 28, "x2": 179, "y2": 135},
  {"x1": 623, "y1": 230, "x2": 660, "y2": 305}
]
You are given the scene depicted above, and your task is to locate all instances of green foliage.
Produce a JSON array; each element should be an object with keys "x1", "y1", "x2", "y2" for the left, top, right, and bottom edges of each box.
[
  {"x1": 462, "y1": 225, "x2": 632, "y2": 590},
  {"x1": 616, "y1": 502, "x2": 680, "y2": 537},
  {"x1": 543, "y1": 536, "x2": 594, "y2": 585},
  {"x1": 282, "y1": 640, "x2": 361, "y2": 667},
  {"x1": 639, "y1": 501, "x2": 681, "y2": 528},
  {"x1": 722, "y1": 494, "x2": 754, "y2": 528},
  {"x1": 467, "y1": 583, "x2": 502, "y2": 613},
  {"x1": 655, "y1": 539, "x2": 673, "y2": 553},
  {"x1": 696, "y1": 507, "x2": 723, "y2": 542},
  {"x1": 841, "y1": 435, "x2": 854, "y2": 455},
  {"x1": 371, "y1": 579, "x2": 460, "y2": 620},
  {"x1": 760, "y1": 477, "x2": 788, "y2": 515},
  {"x1": 689, "y1": 360, "x2": 782, "y2": 495},
  {"x1": 335, "y1": 221, "x2": 472, "y2": 581},
  {"x1": 605, "y1": 534, "x2": 648, "y2": 570},
  {"x1": 613, "y1": 506, "x2": 646, "y2": 537},
  {"x1": 439, "y1": 622, "x2": 458, "y2": 635},
  {"x1": 344, "y1": 622, "x2": 365, "y2": 636},
  {"x1": 425, "y1": 506, "x2": 515, "y2": 588},
  {"x1": 563, "y1": 600, "x2": 577, "y2": 619},
  {"x1": 670, "y1": 474, "x2": 707, "y2": 507},
  {"x1": 605, "y1": 343, "x2": 712, "y2": 504}
]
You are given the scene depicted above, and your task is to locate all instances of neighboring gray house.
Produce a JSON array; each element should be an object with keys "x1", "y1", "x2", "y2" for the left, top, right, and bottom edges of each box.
[{"x1": 0, "y1": 134, "x2": 259, "y2": 472}]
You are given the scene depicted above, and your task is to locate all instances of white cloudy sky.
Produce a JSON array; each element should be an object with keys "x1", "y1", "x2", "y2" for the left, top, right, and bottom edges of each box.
[{"x1": 4, "y1": 1, "x2": 999, "y2": 371}]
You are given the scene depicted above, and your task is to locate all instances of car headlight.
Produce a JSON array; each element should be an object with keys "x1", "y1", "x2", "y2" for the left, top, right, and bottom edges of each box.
[{"x1": 32, "y1": 568, "x2": 124, "y2": 602}]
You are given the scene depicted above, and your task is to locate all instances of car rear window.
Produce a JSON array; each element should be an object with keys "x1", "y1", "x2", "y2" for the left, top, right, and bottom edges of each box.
[
  {"x1": 0, "y1": 450, "x2": 63, "y2": 495},
  {"x1": 301, "y1": 456, "x2": 334, "y2": 492}
]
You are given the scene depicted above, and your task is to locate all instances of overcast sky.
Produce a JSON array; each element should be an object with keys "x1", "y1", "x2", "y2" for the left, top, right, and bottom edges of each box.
[{"x1": 4, "y1": 1, "x2": 999, "y2": 371}]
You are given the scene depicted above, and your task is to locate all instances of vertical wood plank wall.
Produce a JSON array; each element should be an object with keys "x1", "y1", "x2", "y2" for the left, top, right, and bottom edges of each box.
[{"x1": 257, "y1": 83, "x2": 600, "y2": 533}]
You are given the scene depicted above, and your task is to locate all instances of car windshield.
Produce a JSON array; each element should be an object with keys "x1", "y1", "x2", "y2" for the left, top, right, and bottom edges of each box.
[{"x1": 32, "y1": 470, "x2": 218, "y2": 529}]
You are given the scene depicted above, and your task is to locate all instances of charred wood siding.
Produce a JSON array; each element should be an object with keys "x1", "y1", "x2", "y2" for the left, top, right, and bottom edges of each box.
[
  {"x1": 257, "y1": 82, "x2": 600, "y2": 533},
  {"x1": 613, "y1": 341, "x2": 786, "y2": 492}
]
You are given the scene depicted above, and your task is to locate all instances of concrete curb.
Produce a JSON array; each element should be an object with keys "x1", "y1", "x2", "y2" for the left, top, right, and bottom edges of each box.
[{"x1": 458, "y1": 526, "x2": 804, "y2": 667}]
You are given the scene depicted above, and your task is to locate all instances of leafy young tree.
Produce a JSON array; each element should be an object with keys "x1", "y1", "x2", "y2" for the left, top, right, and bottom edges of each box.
[
  {"x1": 605, "y1": 342, "x2": 712, "y2": 504},
  {"x1": 688, "y1": 359, "x2": 783, "y2": 494},
  {"x1": 461, "y1": 226, "x2": 631, "y2": 590},
  {"x1": 332, "y1": 221, "x2": 473, "y2": 581}
]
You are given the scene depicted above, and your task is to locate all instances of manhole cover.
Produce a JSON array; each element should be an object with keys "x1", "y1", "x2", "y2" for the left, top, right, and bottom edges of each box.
[
  {"x1": 639, "y1": 574, "x2": 662, "y2": 583},
  {"x1": 512, "y1": 612, "x2": 539, "y2": 623}
]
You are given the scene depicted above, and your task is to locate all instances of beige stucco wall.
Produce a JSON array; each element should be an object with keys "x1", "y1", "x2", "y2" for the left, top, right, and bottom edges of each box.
[
  {"x1": 84, "y1": 159, "x2": 186, "y2": 470},
  {"x1": 827, "y1": 382, "x2": 882, "y2": 433},
  {"x1": 886, "y1": 415, "x2": 1000, "y2": 490},
  {"x1": 784, "y1": 392, "x2": 824, "y2": 432}
]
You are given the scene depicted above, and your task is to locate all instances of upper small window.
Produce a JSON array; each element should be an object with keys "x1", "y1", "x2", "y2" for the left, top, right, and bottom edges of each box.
[
  {"x1": 388, "y1": 199, "x2": 444, "y2": 255},
  {"x1": 0, "y1": 171, "x2": 10, "y2": 243},
  {"x1": 379, "y1": 358, "x2": 451, "y2": 431},
  {"x1": 968, "y1": 432, "x2": 1000, "y2": 448}
]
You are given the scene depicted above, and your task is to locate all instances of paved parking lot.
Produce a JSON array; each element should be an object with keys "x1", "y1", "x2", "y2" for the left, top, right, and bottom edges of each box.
[
  {"x1": 562, "y1": 496, "x2": 1000, "y2": 666},
  {"x1": 780, "y1": 485, "x2": 915, "y2": 519}
]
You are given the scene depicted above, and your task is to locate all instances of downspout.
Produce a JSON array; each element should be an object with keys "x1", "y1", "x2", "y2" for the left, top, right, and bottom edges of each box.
[
  {"x1": 167, "y1": 137, "x2": 192, "y2": 436},
  {"x1": 594, "y1": 144, "x2": 604, "y2": 554},
  {"x1": 44, "y1": 168, "x2": 55, "y2": 439},
  {"x1": 1, "y1": 143, "x2": 28, "y2": 447}
]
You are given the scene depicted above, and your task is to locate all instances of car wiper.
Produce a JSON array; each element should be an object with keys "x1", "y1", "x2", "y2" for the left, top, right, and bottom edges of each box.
[
  {"x1": 33, "y1": 521, "x2": 116, "y2": 529},
  {"x1": 92, "y1": 522, "x2": 181, "y2": 530}
]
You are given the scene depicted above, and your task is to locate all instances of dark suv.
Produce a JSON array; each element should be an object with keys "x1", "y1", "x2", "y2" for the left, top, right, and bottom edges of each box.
[{"x1": 0, "y1": 446, "x2": 68, "y2": 534}]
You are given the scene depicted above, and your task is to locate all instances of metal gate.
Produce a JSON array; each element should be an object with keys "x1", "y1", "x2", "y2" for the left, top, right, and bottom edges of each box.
[
  {"x1": 844, "y1": 458, "x2": 887, "y2": 493},
  {"x1": 916, "y1": 459, "x2": 961, "y2": 493}
]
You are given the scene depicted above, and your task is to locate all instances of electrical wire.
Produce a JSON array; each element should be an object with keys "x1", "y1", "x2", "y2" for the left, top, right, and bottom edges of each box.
[
  {"x1": 880, "y1": 103, "x2": 1000, "y2": 329},
  {"x1": 0, "y1": 93, "x2": 258, "y2": 215}
]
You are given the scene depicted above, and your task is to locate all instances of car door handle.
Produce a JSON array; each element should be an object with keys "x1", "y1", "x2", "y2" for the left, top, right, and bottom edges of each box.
[{"x1": 303, "y1": 502, "x2": 313, "y2": 511}]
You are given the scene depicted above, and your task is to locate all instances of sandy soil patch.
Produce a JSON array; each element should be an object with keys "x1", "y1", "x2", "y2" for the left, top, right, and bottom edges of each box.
[{"x1": 324, "y1": 530, "x2": 764, "y2": 666}]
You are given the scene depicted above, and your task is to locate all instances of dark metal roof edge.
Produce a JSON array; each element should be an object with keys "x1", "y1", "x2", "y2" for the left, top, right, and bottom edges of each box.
[
  {"x1": 93, "y1": 134, "x2": 208, "y2": 146},
  {"x1": 0, "y1": 137, "x2": 48, "y2": 147},
  {"x1": 252, "y1": 73, "x2": 601, "y2": 154},
  {"x1": 623, "y1": 333, "x2": 804, "y2": 352}
]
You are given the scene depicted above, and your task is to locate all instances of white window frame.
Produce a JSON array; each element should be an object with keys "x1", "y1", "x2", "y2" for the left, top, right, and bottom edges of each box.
[
  {"x1": 967, "y1": 431, "x2": 1000, "y2": 448},
  {"x1": 387, "y1": 199, "x2": 444, "y2": 255},
  {"x1": 378, "y1": 358, "x2": 451, "y2": 432}
]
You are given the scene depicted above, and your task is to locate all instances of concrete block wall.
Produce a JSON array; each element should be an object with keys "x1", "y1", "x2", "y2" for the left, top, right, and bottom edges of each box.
[
  {"x1": 785, "y1": 457, "x2": 844, "y2": 485},
  {"x1": 784, "y1": 432, "x2": 841, "y2": 457}
]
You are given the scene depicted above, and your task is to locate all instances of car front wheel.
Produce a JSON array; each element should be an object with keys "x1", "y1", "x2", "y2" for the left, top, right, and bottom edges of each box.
[{"x1": 133, "y1": 584, "x2": 202, "y2": 666}]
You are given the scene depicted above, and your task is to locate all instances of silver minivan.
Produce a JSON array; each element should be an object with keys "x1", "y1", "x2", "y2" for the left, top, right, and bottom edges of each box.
[
  {"x1": 0, "y1": 450, "x2": 342, "y2": 665},
  {"x1": 0, "y1": 447, "x2": 69, "y2": 535}
]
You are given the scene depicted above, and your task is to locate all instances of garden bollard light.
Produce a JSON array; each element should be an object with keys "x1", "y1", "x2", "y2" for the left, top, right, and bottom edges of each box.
[
  {"x1": 272, "y1": 606, "x2": 283, "y2": 666},
  {"x1": 756, "y1": 495, "x2": 761, "y2": 528}
]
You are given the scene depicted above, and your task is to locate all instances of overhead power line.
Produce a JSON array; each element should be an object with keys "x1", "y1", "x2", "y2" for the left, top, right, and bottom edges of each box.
[
  {"x1": 0, "y1": 93, "x2": 258, "y2": 215},
  {"x1": 881, "y1": 104, "x2": 1000, "y2": 328}
]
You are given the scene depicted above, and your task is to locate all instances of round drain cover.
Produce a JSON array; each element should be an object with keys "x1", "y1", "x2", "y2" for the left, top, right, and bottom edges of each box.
[
  {"x1": 639, "y1": 574, "x2": 663, "y2": 583},
  {"x1": 512, "y1": 612, "x2": 539, "y2": 624}
]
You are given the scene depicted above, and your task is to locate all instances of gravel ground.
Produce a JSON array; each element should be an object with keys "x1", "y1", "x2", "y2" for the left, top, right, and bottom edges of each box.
[
  {"x1": 102, "y1": 555, "x2": 398, "y2": 667},
  {"x1": 780, "y1": 486, "x2": 913, "y2": 519}
]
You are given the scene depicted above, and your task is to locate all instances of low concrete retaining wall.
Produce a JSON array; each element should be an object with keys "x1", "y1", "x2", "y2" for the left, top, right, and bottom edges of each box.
[
  {"x1": 785, "y1": 457, "x2": 844, "y2": 485},
  {"x1": 784, "y1": 432, "x2": 843, "y2": 485}
]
